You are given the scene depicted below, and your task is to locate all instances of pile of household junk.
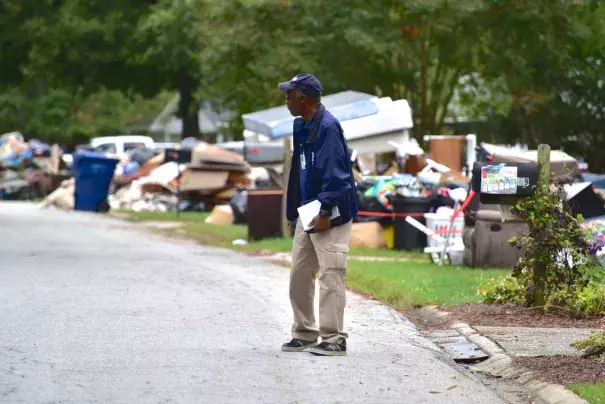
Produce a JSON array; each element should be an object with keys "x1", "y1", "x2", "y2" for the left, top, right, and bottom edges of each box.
[
  {"x1": 1, "y1": 132, "x2": 67, "y2": 201},
  {"x1": 42, "y1": 137, "x2": 274, "y2": 215}
]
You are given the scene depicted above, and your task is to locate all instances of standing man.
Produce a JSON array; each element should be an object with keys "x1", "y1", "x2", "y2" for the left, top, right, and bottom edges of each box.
[{"x1": 278, "y1": 73, "x2": 358, "y2": 356}]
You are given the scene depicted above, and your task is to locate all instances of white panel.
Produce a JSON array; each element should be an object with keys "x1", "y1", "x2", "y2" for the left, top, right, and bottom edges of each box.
[{"x1": 346, "y1": 131, "x2": 408, "y2": 155}]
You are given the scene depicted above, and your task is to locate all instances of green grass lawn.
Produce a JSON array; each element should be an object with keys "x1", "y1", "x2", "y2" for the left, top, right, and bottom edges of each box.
[
  {"x1": 113, "y1": 209, "x2": 506, "y2": 308},
  {"x1": 346, "y1": 260, "x2": 508, "y2": 309},
  {"x1": 569, "y1": 382, "x2": 605, "y2": 403},
  {"x1": 119, "y1": 210, "x2": 208, "y2": 223},
  {"x1": 115, "y1": 210, "x2": 427, "y2": 259}
]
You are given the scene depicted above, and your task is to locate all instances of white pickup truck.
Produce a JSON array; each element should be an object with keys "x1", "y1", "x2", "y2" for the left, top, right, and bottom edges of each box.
[{"x1": 88, "y1": 135, "x2": 155, "y2": 156}]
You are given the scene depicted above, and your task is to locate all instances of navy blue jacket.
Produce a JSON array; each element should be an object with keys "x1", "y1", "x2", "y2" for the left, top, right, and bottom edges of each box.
[{"x1": 286, "y1": 104, "x2": 358, "y2": 228}]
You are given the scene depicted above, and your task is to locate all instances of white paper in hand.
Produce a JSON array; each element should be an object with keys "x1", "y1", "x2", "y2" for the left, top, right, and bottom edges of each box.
[{"x1": 297, "y1": 200, "x2": 340, "y2": 231}]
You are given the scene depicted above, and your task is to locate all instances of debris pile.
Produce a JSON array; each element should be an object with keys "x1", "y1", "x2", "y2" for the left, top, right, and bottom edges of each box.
[
  {"x1": 5, "y1": 126, "x2": 601, "y2": 265},
  {"x1": 37, "y1": 137, "x2": 254, "y2": 213},
  {"x1": 0, "y1": 132, "x2": 67, "y2": 200},
  {"x1": 107, "y1": 141, "x2": 251, "y2": 212}
]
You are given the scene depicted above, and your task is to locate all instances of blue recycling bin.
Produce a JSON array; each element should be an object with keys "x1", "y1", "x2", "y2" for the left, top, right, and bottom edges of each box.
[{"x1": 73, "y1": 151, "x2": 119, "y2": 212}]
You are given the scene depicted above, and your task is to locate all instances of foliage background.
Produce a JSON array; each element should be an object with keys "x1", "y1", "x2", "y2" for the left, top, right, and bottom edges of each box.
[{"x1": 2, "y1": 0, "x2": 605, "y2": 169}]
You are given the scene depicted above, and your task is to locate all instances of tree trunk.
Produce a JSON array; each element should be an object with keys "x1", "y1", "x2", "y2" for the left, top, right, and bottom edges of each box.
[{"x1": 178, "y1": 69, "x2": 200, "y2": 140}]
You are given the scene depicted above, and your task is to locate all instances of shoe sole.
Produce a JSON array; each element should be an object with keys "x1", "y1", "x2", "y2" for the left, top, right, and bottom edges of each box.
[
  {"x1": 281, "y1": 341, "x2": 319, "y2": 352},
  {"x1": 308, "y1": 347, "x2": 347, "y2": 356}
]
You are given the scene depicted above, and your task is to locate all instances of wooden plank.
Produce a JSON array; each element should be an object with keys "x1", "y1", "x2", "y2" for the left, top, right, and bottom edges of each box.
[{"x1": 281, "y1": 136, "x2": 292, "y2": 238}]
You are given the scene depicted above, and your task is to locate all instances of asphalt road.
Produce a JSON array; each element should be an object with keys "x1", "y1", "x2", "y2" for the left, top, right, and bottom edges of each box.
[{"x1": 0, "y1": 202, "x2": 508, "y2": 403}]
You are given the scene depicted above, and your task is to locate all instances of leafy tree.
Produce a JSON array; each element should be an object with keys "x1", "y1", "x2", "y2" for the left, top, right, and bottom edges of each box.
[
  {"x1": 22, "y1": 0, "x2": 157, "y2": 94},
  {"x1": 0, "y1": 88, "x2": 29, "y2": 134},
  {"x1": 0, "y1": 0, "x2": 55, "y2": 87},
  {"x1": 479, "y1": 1, "x2": 605, "y2": 171},
  {"x1": 199, "y1": 0, "x2": 321, "y2": 136},
  {"x1": 27, "y1": 88, "x2": 73, "y2": 142},
  {"x1": 135, "y1": 0, "x2": 209, "y2": 139},
  {"x1": 309, "y1": 0, "x2": 486, "y2": 138},
  {"x1": 2, "y1": 0, "x2": 604, "y2": 150},
  {"x1": 0, "y1": 0, "x2": 181, "y2": 141}
]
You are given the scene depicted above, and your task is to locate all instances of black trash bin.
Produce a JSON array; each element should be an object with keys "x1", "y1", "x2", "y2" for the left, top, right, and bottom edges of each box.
[
  {"x1": 392, "y1": 195, "x2": 431, "y2": 250},
  {"x1": 247, "y1": 189, "x2": 283, "y2": 240}
]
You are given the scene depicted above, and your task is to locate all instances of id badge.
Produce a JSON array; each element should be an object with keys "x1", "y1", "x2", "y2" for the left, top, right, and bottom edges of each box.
[{"x1": 300, "y1": 153, "x2": 306, "y2": 170}]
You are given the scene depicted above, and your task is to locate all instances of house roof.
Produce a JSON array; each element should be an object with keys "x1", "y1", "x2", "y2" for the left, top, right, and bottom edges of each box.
[{"x1": 149, "y1": 95, "x2": 235, "y2": 135}]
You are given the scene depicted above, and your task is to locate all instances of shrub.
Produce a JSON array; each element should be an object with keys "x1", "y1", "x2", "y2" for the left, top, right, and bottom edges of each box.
[
  {"x1": 477, "y1": 275, "x2": 525, "y2": 305},
  {"x1": 477, "y1": 172, "x2": 605, "y2": 315},
  {"x1": 480, "y1": 278, "x2": 605, "y2": 316},
  {"x1": 573, "y1": 282, "x2": 605, "y2": 315},
  {"x1": 571, "y1": 332, "x2": 605, "y2": 360}
]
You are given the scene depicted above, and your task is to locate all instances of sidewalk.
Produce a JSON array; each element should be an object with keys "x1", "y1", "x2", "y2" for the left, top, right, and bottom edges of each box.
[{"x1": 417, "y1": 306, "x2": 602, "y2": 404}]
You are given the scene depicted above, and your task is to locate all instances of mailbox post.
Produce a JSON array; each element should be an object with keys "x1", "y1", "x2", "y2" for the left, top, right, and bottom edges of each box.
[
  {"x1": 471, "y1": 144, "x2": 551, "y2": 307},
  {"x1": 533, "y1": 144, "x2": 551, "y2": 306}
]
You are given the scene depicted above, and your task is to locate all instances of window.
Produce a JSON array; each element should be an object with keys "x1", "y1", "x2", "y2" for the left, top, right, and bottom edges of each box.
[
  {"x1": 124, "y1": 142, "x2": 146, "y2": 151},
  {"x1": 94, "y1": 143, "x2": 117, "y2": 154}
]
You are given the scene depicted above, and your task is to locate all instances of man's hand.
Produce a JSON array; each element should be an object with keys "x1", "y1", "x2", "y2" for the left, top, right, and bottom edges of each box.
[{"x1": 309, "y1": 215, "x2": 331, "y2": 232}]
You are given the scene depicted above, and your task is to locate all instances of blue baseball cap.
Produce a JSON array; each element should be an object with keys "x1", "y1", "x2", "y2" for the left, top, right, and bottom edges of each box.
[{"x1": 278, "y1": 73, "x2": 323, "y2": 97}]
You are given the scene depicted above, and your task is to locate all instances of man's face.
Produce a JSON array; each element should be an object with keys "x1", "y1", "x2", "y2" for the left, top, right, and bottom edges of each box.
[{"x1": 285, "y1": 89, "x2": 305, "y2": 117}]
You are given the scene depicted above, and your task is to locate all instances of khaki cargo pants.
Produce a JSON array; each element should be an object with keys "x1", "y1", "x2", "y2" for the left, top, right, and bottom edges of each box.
[{"x1": 289, "y1": 219, "x2": 352, "y2": 344}]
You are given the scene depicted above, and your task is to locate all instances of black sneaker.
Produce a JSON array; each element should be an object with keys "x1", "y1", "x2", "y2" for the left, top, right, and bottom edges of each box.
[
  {"x1": 308, "y1": 340, "x2": 347, "y2": 356},
  {"x1": 281, "y1": 338, "x2": 319, "y2": 352}
]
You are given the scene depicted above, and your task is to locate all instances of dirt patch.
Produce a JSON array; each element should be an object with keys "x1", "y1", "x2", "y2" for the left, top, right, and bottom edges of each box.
[
  {"x1": 403, "y1": 302, "x2": 604, "y2": 333},
  {"x1": 515, "y1": 356, "x2": 605, "y2": 385},
  {"x1": 403, "y1": 306, "x2": 452, "y2": 331},
  {"x1": 442, "y1": 303, "x2": 605, "y2": 329}
]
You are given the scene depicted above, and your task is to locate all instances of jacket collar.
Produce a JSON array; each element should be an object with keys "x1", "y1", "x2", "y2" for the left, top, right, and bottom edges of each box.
[{"x1": 303, "y1": 104, "x2": 325, "y2": 129}]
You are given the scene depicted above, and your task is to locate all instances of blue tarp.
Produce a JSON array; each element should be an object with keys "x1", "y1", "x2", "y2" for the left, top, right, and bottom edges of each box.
[{"x1": 242, "y1": 91, "x2": 379, "y2": 138}]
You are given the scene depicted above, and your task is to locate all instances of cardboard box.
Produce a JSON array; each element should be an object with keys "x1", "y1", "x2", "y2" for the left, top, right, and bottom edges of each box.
[
  {"x1": 350, "y1": 222, "x2": 387, "y2": 249},
  {"x1": 205, "y1": 204, "x2": 234, "y2": 225},
  {"x1": 179, "y1": 170, "x2": 229, "y2": 192}
]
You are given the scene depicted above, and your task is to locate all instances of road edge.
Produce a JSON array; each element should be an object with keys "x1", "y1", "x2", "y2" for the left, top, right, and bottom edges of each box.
[{"x1": 424, "y1": 306, "x2": 589, "y2": 404}]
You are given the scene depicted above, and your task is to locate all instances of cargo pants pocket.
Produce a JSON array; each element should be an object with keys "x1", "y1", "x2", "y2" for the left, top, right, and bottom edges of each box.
[{"x1": 323, "y1": 243, "x2": 349, "y2": 272}]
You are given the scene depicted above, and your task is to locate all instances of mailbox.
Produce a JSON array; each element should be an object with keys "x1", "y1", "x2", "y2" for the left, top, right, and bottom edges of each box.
[{"x1": 472, "y1": 162, "x2": 538, "y2": 205}]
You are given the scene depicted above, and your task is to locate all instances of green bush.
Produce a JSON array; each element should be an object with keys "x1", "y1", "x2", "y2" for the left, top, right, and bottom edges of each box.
[
  {"x1": 544, "y1": 285, "x2": 582, "y2": 314},
  {"x1": 571, "y1": 332, "x2": 605, "y2": 360},
  {"x1": 573, "y1": 282, "x2": 605, "y2": 315},
  {"x1": 477, "y1": 174, "x2": 605, "y2": 315},
  {"x1": 540, "y1": 268, "x2": 605, "y2": 315},
  {"x1": 480, "y1": 278, "x2": 605, "y2": 316},
  {"x1": 477, "y1": 275, "x2": 525, "y2": 304}
]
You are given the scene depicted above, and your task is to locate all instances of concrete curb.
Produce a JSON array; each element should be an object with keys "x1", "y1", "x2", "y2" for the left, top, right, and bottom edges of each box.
[{"x1": 426, "y1": 308, "x2": 589, "y2": 404}]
